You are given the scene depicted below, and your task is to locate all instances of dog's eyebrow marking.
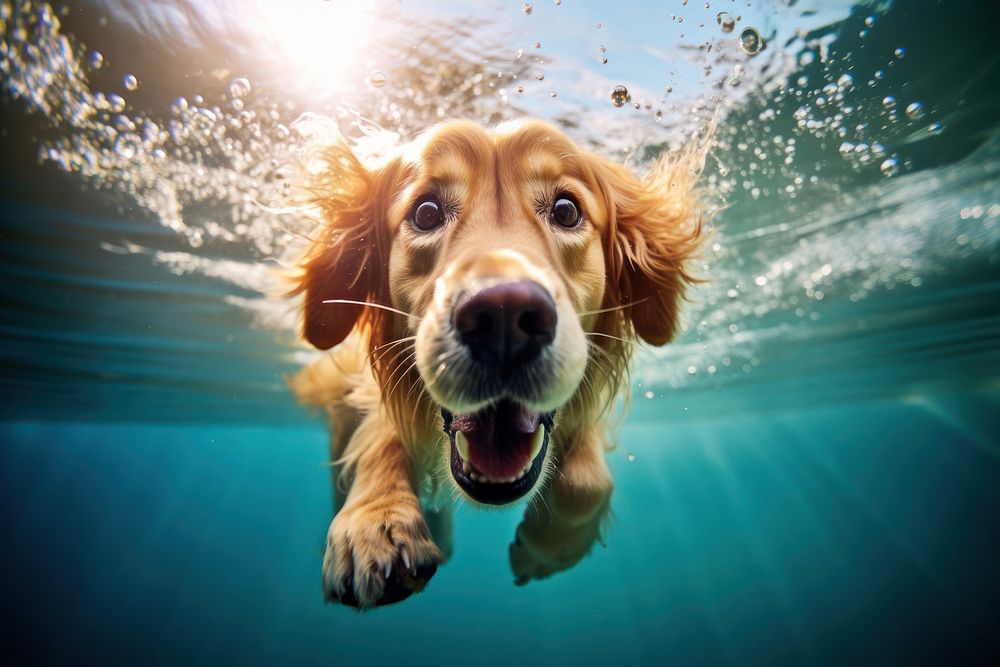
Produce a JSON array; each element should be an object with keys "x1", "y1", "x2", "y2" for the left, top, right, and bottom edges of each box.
[
  {"x1": 519, "y1": 150, "x2": 592, "y2": 188},
  {"x1": 524, "y1": 152, "x2": 564, "y2": 181}
]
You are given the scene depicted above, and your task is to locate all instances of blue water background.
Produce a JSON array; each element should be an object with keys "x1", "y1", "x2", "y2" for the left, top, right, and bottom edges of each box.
[{"x1": 3, "y1": 400, "x2": 999, "y2": 664}]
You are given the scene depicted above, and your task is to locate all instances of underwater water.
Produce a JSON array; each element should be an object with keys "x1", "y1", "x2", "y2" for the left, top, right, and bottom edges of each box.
[{"x1": 1, "y1": 0, "x2": 998, "y2": 663}]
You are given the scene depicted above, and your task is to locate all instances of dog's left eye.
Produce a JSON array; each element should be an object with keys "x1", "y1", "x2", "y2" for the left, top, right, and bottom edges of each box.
[
  {"x1": 412, "y1": 198, "x2": 446, "y2": 231},
  {"x1": 550, "y1": 196, "x2": 582, "y2": 229}
]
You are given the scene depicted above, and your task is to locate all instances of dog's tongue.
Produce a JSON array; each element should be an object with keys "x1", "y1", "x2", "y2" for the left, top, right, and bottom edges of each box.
[{"x1": 451, "y1": 400, "x2": 540, "y2": 479}]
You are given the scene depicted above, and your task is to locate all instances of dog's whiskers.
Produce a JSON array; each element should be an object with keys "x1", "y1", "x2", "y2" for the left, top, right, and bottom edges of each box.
[
  {"x1": 585, "y1": 331, "x2": 637, "y2": 346},
  {"x1": 371, "y1": 336, "x2": 416, "y2": 366},
  {"x1": 386, "y1": 351, "x2": 419, "y2": 402},
  {"x1": 322, "y1": 299, "x2": 419, "y2": 321},
  {"x1": 578, "y1": 298, "x2": 649, "y2": 317}
]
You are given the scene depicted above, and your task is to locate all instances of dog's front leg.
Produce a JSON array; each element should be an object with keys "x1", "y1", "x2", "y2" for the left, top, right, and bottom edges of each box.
[
  {"x1": 509, "y1": 428, "x2": 613, "y2": 585},
  {"x1": 323, "y1": 417, "x2": 443, "y2": 609}
]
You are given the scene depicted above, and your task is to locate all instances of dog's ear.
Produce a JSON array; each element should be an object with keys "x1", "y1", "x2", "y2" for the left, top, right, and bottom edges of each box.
[
  {"x1": 600, "y1": 154, "x2": 702, "y2": 346},
  {"x1": 293, "y1": 144, "x2": 398, "y2": 350}
]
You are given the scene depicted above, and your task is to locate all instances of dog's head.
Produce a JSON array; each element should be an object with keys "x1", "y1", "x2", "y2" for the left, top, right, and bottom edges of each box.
[{"x1": 295, "y1": 120, "x2": 701, "y2": 505}]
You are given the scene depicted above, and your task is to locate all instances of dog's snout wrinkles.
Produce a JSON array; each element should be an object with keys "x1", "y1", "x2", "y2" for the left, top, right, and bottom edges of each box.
[{"x1": 453, "y1": 280, "x2": 556, "y2": 374}]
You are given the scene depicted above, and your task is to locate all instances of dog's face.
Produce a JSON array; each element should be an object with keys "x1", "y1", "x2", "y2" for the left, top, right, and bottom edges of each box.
[
  {"x1": 390, "y1": 122, "x2": 607, "y2": 505},
  {"x1": 296, "y1": 120, "x2": 699, "y2": 506}
]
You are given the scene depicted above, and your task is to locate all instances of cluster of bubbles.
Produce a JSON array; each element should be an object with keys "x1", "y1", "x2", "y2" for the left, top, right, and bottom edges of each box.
[
  {"x1": 0, "y1": 1, "x2": 297, "y2": 255},
  {"x1": 601, "y1": 6, "x2": 985, "y2": 397}
]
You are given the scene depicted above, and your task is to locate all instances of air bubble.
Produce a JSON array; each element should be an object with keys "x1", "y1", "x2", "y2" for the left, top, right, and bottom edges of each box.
[
  {"x1": 89, "y1": 50, "x2": 103, "y2": 70},
  {"x1": 522, "y1": 3, "x2": 533, "y2": 14},
  {"x1": 882, "y1": 95, "x2": 896, "y2": 108},
  {"x1": 905, "y1": 101, "x2": 924, "y2": 119},
  {"x1": 627, "y1": 453, "x2": 637, "y2": 462},
  {"x1": 716, "y1": 12, "x2": 735, "y2": 33},
  {"x1": 123, "y1": 73, "x2": 138, "y2": 91},
  {"x1": 196, "y1": 107, "x2": 217, "y2": 124},
  {"x1": 739, "y1": 27, "x2": 765, "y2": 56},
  {"x1": 864, "y1": 16, "x2": 875, "y2": 27},
  {"x1": 880, "y1": 156, "x2": 899, "y2": 176},
  {"x1": 610, "y1": 84, "x2": 630, "y2": 108},
  {"x1": 894, "y1": 47, "x2": 905, "y2": 58},
  {"x1": 228, "y1": 76, "x2": 252, "y2": 98},
  {"x1": 369, "y1": 70, "x2": 388, "y2": 87}
]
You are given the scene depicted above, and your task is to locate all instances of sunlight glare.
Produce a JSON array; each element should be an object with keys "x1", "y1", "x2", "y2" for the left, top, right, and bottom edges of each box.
[{"x1": 247, "y1": 0, "x2": 375, "y2": 92}]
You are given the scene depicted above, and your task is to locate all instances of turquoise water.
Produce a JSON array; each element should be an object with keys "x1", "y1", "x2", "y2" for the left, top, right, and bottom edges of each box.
[{"x1": 2, "y1": 0, "x2": 999, "y2": 663}]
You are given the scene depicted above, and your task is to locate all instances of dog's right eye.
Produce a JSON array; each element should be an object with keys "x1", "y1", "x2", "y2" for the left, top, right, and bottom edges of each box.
[
  {"x1": 412, "y1": 198, "x2": 445, "y2": 231},
  {"x1": 550, "y1": 196, "x2": 582, "y2": 229}
]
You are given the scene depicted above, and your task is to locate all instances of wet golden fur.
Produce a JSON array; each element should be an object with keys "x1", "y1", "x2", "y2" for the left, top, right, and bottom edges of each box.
[{"x1": 289, "y1": 119, "x2": 703, "y2": 608}]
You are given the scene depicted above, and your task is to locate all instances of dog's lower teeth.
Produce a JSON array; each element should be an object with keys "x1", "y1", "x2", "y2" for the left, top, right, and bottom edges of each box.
[{"x1": 462, "y1": 461, "x2": 471, "y2": 474}]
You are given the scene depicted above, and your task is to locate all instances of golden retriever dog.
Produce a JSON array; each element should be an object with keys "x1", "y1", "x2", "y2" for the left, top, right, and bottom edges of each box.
[{"x1": 289, "y1": 119, "x2": 701, "y2": 609}]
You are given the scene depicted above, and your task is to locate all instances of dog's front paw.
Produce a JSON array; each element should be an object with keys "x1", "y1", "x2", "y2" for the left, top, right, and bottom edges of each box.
[
  {"x1": 323, "y1": 497, "x2": 443, "y2": 609},
  {"x1": 509, "y1": 483, "x2": 611, "y2": 585}
]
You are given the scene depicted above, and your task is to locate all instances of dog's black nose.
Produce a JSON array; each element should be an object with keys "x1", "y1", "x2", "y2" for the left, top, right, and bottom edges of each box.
[{"x1": 452, "y1": 280, "x2": 557, "y2": 374}]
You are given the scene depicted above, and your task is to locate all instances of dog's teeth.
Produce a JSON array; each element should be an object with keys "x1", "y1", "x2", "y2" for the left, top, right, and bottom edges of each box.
[
  {"x1": 469, "y1": 470, "x2": 480, "y2": 481},
  {"x1": 455, "y1": 431, "x2": 471, "y2": 461},
  {"x1": 462, "y1": 461, "x2": 471, "y2": 474},
  {"x1": 529, "y1": 427, "x2": 545, "y2": 461},
  {"x1": 401, "y1": 546, "x2": 411, "y2": 571},
  {"x1": 383, "y1": 562, "x2": 391, "y2": 579}
]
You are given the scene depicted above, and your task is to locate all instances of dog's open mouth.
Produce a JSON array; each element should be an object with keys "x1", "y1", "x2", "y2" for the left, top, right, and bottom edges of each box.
[{"x1": 442, "y1": 400, "x2": 554, "y2": 505}]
